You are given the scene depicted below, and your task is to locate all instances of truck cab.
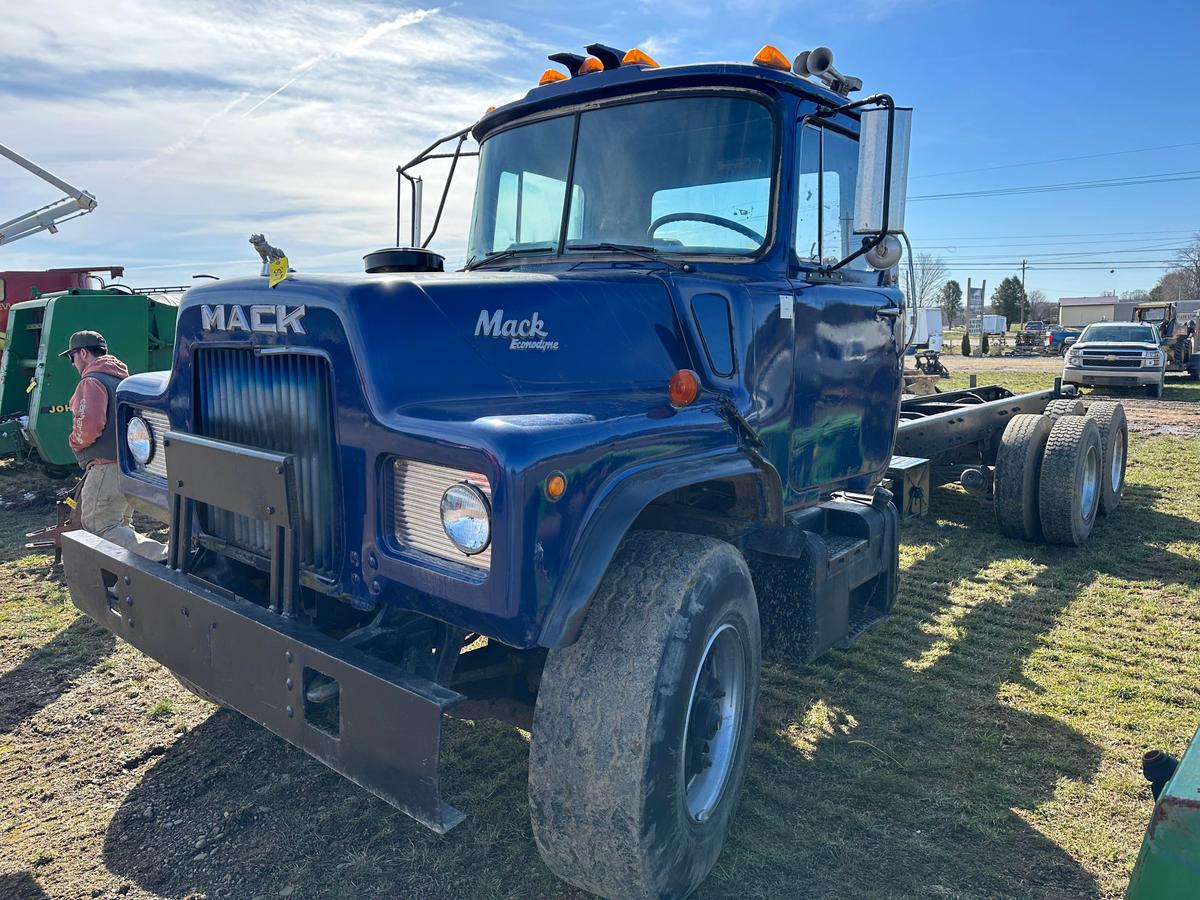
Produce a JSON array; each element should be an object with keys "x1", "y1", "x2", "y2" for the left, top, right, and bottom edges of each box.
[{"x1": 62, "y1": 43, "x2": 911, "y2": 899}]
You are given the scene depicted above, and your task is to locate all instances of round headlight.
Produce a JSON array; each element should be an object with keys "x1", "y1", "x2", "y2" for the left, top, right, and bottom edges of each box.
[
  {"x1": 440, "y1": 483, "x2": 491, "y2": 555},
  {"x1": 127, "y1": 415, "x2": 153, "y2": 466}
]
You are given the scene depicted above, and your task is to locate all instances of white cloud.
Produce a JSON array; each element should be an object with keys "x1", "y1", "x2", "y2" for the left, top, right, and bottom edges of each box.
[{"x1": 0, "y1": 1, "x2": 533, "y2": 280}]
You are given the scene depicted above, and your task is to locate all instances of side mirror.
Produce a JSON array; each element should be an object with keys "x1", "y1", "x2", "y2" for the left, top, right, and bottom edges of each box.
[{"x1": 853, "y1": 106, "x2": 912, "y2": 236}]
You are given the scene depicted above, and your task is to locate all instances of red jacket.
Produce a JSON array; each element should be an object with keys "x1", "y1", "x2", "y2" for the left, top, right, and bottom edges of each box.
[{"x1": 68, "y1": 355, "x2": 130, "y2": 463}]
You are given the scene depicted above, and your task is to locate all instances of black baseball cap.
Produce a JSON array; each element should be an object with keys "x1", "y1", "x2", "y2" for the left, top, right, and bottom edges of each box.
[{"x1": 60, "y1": 330, "x2": 108, "y2": 358}]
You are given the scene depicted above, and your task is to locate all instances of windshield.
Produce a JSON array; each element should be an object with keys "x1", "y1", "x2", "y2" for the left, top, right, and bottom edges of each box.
[
  {"x1": 1079, "y1": 324, "x2": 1159, "y2": 343},
  {"x1": 467, "y1": 95, "x2": 775, "y2": 263}
]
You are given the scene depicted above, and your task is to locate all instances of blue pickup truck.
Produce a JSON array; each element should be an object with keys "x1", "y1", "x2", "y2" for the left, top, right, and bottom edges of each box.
[
  {"x1": 61, "y1": 41, "x2": 1123, "y2": 900},
  {"x1": 1046, "y1": 325, "x2": 1083, "y2": 354}
]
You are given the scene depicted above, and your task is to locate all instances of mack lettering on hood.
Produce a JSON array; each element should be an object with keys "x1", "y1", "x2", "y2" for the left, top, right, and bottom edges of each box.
[
  {"x1": 201, "y1": 304, "x2": 307, "y2": 335},
  {"x1": 475, "y1": 309, "x2": 559, "y2": 351}
]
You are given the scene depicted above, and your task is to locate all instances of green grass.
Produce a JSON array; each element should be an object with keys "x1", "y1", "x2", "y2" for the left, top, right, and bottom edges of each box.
[
  {"x1": 147, "y1": 699, "x2": 175, "y2": 719},
  {"x1": 3, "y1": 439, "x2": 1200, "y2": 898},
  {"x1": 941, "y1": 367, "x2": 1200, "y2": 403}
]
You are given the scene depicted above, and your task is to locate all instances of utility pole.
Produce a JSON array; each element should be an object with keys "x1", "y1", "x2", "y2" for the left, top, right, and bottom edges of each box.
[{"x1": 1021, "y1": 259, "x2": 1028, "y2": 323}]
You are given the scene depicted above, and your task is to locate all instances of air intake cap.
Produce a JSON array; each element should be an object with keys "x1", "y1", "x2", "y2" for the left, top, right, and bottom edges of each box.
[{"x1": 363, "y1": 247, "x2": 445, "y2": 274}]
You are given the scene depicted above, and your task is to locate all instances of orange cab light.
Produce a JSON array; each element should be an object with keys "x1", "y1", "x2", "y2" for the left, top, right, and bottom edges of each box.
[
  {"x1": 545, "y1": 472, "x2": 567, "y2": 501},
  {"x1": 485, "y1": 105, "x2": 496, "y2": 113},
  {"x1": 538, "y1": 68, "x2": 568, "y2": 85},
  {"x1": 752, "y1": 44, "x2": 791, "y2": 71},
  {"x1": 578, "y1": 56, "x2": 604, "y2": 74},
  {"x1": 669, "y1": 369, "x2": 701, "y2": 408},
  {"x1": 621, "y1": 48, "x2": 660, "y2": 68}
]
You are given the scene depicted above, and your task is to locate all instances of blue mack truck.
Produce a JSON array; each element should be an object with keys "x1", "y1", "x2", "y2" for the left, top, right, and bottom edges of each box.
[{"x1": 61, "y1": 41, "x2": 1123, "y2": 900}]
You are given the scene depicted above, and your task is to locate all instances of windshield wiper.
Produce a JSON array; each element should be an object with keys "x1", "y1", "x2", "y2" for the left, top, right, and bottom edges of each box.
[
  {"x1": 566, "y1": 242, "x2": 684, "y2": 271},
  {"x1": 464, "y1": 246, "x2": 554, "y2": 270}
]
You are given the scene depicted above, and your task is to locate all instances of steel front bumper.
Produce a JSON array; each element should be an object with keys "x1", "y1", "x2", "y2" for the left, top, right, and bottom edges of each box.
[
  {"x1": 62, "y1": 529, "x2": 466, "y2": 833},
  {"x1": 1062, "y1": 365, "x2": 1161, "y2": 388}
]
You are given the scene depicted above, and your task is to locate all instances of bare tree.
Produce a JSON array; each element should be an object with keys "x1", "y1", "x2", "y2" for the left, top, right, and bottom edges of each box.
[
  {"x1": 1151, "y1": 268, "x2": 1196, "y2": 303},
  {"x1": 1026, "y1": 289, "x2": 1055, "y2": 322},
  {"x1": 912, "y1": 252, "x2": 948, "y2": 308},
  {"x1": 1174, "y1": 233, "x2": 1200, "y2": 297}
]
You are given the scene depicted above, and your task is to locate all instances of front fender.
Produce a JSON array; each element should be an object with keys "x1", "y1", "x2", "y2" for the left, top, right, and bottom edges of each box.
[{"x1": 537, "y1": 449, "x2": 783, "y2": 648}]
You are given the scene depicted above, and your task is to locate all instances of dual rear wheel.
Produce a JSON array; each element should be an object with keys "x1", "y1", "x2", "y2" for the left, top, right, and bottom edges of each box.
[{"x1": 994, "y1": 400, "x2": 1126, "y2": 546}]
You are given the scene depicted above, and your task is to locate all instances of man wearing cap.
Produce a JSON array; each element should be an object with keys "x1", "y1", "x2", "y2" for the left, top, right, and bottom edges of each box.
[{"x1": 64, "y1": 331, "x2": 166, "y2": 561}]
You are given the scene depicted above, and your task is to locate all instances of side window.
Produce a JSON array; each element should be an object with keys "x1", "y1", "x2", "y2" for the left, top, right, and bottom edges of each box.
[
  {"x1": 492, "y1": 173, "x2": 584, "y2": 250},
  {"x1": 795, "y1": 125, "x2": 864, "y2": 268}
]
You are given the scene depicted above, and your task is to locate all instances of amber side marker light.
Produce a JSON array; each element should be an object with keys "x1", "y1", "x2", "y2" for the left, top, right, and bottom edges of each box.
[
  {"x1": 752, "y1": 44, "x2": 791, "y2": 71},
  {"x1": 669, "y1": 369, "x2": 701, "y2": 407},
  {"x1": 545, "y1": 472, "x2": 567, "y2": 501},
  {"x1": 539, "y1": 68, "x2": 568, "y2": 85},
  {"x1": 622, "y1": 48, "x2": 659, "y2": 68}
]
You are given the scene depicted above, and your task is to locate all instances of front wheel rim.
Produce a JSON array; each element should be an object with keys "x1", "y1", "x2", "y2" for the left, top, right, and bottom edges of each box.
[{"x1": 681, "y1": 623, "x2": 746, "y2": 823}]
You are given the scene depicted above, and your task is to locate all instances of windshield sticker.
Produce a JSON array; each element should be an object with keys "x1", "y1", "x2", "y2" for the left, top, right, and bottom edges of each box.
[{"x1": 475, "y1": 309, "x2": 559, "y2": 351}]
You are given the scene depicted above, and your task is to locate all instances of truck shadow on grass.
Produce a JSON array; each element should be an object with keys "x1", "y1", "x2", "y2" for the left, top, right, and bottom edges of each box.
[
  {"x1": 97, "y1": 480, "x2": 1196, "y2": 899},
  {"x1": 725, "y1": 479, "x2": 1198, "y2": 899}
]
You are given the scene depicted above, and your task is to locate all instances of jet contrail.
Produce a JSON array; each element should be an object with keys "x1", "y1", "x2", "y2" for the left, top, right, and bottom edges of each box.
[
  {"x1": 132, "y1": 91, "x2": 251, "y2": 174},
  {"x1": 242, "y1": 8, "x2": 438, "y2": 116}
]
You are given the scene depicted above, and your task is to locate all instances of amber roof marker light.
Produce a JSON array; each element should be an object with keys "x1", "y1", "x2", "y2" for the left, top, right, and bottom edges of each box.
[
  {"x1": 621, "y1": 48, "x2": 660, "y2": 68},
  {"x1": 538, "y1": 68, "x2": 568, "y2": 85},
  {"x1": 752, "y1": 44, "x2": 792, "y2": 71}
]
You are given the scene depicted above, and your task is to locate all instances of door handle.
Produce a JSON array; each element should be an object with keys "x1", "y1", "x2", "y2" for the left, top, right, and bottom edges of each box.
[{"x1": 874, "y1": 304, "x2": 901, "y2": 320}]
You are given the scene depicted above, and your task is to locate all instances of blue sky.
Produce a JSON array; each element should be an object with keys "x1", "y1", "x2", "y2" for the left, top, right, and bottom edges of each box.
[{"x1": 2, "y1": 0, "x2": 1198, "y2": 301}]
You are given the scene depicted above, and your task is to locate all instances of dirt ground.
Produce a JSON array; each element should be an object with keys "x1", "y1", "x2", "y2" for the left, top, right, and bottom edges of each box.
[{"x1": 2, "y1": 373, "x2": 1200, "y2": 900}]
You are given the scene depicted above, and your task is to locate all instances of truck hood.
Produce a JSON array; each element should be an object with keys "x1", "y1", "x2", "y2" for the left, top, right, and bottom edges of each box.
[
  {"x1": 178, "y1": 271, "x2": 695, "y2": 423},
  {"x1": 1073, "y1": 341, "x2": 1159, "y2": 351}
]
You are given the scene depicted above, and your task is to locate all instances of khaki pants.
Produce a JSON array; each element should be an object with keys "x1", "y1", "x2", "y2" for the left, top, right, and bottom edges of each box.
[{"x1": 80, "y1": 463, "x2": 168, "y2": 562}]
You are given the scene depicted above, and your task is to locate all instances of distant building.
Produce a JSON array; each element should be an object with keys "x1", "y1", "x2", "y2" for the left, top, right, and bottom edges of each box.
[
  {"x1": 1058, "y1": 296, "x2": 1119, "y2": 326},
  {"x1": 1059, "y1": 296, "x2": 1200, "y2": 327}
]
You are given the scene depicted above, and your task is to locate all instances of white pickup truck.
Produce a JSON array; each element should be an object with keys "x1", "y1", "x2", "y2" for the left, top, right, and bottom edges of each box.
[{"x1": 1062, "y1": 322, "x2": 1166, "y2": 398}]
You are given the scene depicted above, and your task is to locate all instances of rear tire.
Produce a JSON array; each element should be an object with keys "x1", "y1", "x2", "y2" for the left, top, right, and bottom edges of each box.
[
  {"x1": 1044, "y1": 398, "x2": 1085, "y2": 420},
  {"x1": 994, "y1": 414, "x2": 1052, "y2": 541},
  {"x1": 1038, "y1": 416, "x2": 1103, "y2": 546},
  {"x1": 529, "y1": 531, "x2": 761, "y2": 900},
  {"x1": 1085, "y1": 401, "x2": 1127, "y2": 516}
]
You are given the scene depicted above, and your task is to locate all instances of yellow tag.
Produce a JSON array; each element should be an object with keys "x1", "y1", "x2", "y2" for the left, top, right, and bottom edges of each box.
[
  {"x1": 268, "y1": 256, "x2": 289, "y2": 288},
  {"x1": 25, "y1": 377, "x2": 37, "y2": 394},
  {"x1": 64, "y1": 497, "x2": 78, "y2": 509}
]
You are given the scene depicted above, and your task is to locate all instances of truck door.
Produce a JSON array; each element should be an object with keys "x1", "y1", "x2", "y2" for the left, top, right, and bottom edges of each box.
[{"x1": 787, "y1": 121, "x2": 902, "y2": 499}]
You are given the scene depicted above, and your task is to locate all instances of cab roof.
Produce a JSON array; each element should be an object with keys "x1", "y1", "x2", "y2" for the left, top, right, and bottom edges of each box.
[{"x1": 473, "y1": 58, "x2": 852, "y2": 142}]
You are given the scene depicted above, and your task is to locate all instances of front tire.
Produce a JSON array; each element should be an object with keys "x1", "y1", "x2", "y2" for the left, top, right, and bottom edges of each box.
[
  {"x1": 529, "y1": 531, "x2": 761, "y2": 900},
  {"x1": 1146, "y1": 379, "x2": 1164, "y2": 398}
]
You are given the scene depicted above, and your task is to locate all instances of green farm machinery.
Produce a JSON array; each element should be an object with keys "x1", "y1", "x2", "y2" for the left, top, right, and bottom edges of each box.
[{"x1": 0, "y1": 285, "x2": 180, "y2": 471}]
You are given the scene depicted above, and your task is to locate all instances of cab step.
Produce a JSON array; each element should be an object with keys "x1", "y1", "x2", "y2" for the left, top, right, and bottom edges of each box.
[{"x1": 743, "y1": 489, "x2": 899, "y2": 665}]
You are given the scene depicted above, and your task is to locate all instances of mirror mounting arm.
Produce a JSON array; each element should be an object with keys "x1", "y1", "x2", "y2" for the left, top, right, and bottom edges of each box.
[
  {"x1": 814, "y1": 93, "x2": 897, "y2": 275},
  {"x1": 395, "y1": 124, "x2": 480, "y2": 249}
]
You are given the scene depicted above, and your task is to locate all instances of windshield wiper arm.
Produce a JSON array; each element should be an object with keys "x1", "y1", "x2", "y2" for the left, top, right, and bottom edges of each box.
[
  {"x1": 567, "y1": 242, "x2": 683, "y2": 270},
  {"x1": 464, "y1": 246, "x2": 554, "y2": 270}
]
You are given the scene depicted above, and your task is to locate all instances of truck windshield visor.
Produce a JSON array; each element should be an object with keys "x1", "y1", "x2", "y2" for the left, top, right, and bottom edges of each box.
[{"x1": 467, "y1": 95, "x2": 775, "y2": 263}]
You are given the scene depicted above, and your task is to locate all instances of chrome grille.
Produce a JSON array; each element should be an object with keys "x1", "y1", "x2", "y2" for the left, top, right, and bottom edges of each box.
[
  {"x1": 195, "y1": 348, "x2": 340, "y2": 578},
  {"x1": 1080, "y1": 351, "x2": 1142, "y2": 369},
  {"x1": 392, "y1": 460, "x2": 492, "y2": 570},
  {"x1": 140, "y1": 408, "x2": 170, "y2": 481}
]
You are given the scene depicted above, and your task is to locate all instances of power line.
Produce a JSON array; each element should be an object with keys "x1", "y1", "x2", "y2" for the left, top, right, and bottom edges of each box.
[
  {"x1": 911, "y1": 140, "x2": 1200, "y2": 179},
  {"x1": 915, "y1": 229, "x2": 1196, "y2": 240},
  {"x1": 909, "y1": 170, "x2": 1200, "y2": 202}
]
